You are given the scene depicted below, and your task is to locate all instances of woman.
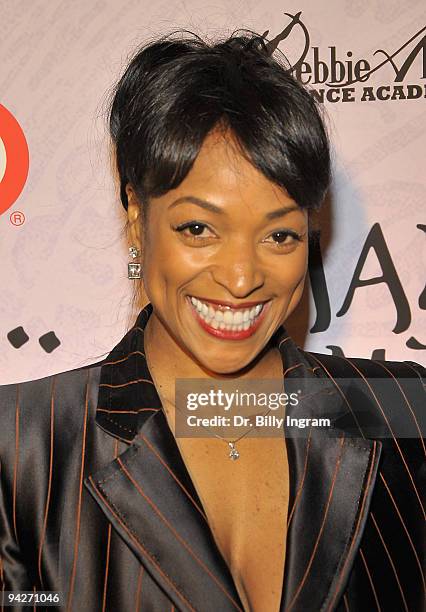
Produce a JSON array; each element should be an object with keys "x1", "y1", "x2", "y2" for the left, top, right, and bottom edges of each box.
[{"x1": 0, "y1": 32, "x2": 424, "y2": 612}]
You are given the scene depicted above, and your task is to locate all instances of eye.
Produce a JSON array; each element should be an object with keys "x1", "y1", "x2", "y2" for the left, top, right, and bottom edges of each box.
[
  {"x1": 181, "y1": 223, "x2": 207, "y2": 236},
  {"x1": 173, "y1": 221, "x2": 216, "y2": 240},
  {"x1": 263, "y1": 230, "x2": 304, "y2": 247}
]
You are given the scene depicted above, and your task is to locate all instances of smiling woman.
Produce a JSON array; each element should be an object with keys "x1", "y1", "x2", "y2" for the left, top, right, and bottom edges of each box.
[
  {"x1": 0, "y1": 30, "x2": 424, "y2": 612},
  {"x1": 127, "y1": 127, "x2": 310, "y2": 376}
]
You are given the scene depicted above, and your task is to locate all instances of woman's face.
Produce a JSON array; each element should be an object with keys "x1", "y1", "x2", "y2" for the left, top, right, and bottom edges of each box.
[{"x1": 131, "y1": 128, "x2": 309, "y2": 374}]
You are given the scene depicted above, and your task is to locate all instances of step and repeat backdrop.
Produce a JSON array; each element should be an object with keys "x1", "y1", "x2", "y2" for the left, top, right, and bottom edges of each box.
[{"x1": 0, "y1": 1, "x2": 425, "y2": 383}]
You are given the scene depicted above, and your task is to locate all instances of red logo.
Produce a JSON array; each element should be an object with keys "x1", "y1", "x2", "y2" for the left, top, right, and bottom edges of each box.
[{"x1": 0, "y1": 104, "x2": 29, "y2": 216}]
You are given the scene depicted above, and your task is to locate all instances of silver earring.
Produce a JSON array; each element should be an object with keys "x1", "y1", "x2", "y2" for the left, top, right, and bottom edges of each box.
[{"x1": 128, "y1": 246, "x2": 142, "y2": 279}]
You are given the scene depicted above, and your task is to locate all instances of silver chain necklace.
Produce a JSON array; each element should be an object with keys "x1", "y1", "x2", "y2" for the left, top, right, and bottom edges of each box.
[
  {"x1": 200, "y1": 406, "x2": 274, "y2": 460},
  {"x1": 169, "y1": 386, "x2": 284, "y2": 460}
]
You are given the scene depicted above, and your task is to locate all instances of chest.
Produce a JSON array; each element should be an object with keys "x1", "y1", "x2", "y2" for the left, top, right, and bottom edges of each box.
[{"x1": 176, "y1": 435, "x2": 290, "y2": 612}]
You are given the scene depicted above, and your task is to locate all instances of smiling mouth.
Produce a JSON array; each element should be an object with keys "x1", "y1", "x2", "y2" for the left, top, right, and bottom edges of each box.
[{"x1": 187, "y1": 295, "x2": 270, "y2": 338}]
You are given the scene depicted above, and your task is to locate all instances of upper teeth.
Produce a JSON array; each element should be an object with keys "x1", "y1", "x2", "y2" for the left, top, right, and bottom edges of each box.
[{"x1": 190, "y1": 296, "x2": 264, "y2": 330}]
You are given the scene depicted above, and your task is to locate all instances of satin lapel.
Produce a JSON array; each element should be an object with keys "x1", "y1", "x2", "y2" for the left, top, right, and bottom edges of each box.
[
  {"x1": 85, "y1": 408, "x2": 244, "y2": 612},
  {"x1": 277, "y1": 335, "x2": 383, "y2": 612}
]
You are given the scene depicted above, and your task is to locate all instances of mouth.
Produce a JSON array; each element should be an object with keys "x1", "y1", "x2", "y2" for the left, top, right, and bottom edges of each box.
[{"x1": 187, "y1": 295, "x2": 271, "y2": 340}]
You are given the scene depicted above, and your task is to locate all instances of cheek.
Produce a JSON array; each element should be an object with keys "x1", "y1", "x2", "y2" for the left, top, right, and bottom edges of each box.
[
  {"x1": 142, "y1": 234, "x2": 199, "y2": 300},
  {"x1": 280, "y1": 247, "x2": 309, "y2": 318},
  {"x1": 273, "y1": 244, "x2": 308, "y2": 290}
]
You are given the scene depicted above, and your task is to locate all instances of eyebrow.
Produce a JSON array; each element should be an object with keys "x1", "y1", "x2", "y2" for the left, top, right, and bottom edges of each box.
[{"x1": 168, "y1": 196, "x2": 300, "y2": 220}]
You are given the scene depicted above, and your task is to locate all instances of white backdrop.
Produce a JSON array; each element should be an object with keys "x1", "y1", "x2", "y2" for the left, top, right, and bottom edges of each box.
[{"x1": 1, "y1": 0, "x2": 425, "y2": 384}]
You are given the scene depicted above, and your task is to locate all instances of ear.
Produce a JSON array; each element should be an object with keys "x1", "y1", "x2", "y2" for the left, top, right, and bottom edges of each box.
[{"x1": 126, "y1": 185, "x2": 144, "y2": 253}]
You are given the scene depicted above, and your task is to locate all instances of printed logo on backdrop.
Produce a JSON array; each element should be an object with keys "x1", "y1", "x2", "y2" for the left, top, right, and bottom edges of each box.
[
  {"x1": 307, "y1": 226, "x2": 426, "y2": 355},
  {"x1": 0, "y1": 104, "x2": 29, "y2": 217},
  {"x1": 267, "y1": 12, "x2": 426, "y2": 103},
  {"x1": 266, "y1": 14, "x2": 426, "y2": 358}
]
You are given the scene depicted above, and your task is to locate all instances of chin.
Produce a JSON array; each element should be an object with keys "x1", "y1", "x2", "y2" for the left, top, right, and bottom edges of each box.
[
  {"x1": 195, "y1": 352, "x2": 255, "y2": 376},
  {"x1": 206, "y1": 363, "x2": 241, "y2": 375}
]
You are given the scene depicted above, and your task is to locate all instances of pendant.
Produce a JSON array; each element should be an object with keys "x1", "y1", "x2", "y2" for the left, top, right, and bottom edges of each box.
[{"x1": 228, "y1": 442, "x2": 240, "y2": 460}]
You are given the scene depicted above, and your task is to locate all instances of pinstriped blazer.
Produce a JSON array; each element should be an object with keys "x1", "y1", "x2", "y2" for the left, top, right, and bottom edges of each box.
[{"x1": 0, "y1": 302, "x2": 424, "y2": 612}]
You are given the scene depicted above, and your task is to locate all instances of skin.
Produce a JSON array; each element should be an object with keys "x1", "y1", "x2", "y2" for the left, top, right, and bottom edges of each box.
[{"x1": 126, "y1": 126, "x2": 309, "y2": 388}]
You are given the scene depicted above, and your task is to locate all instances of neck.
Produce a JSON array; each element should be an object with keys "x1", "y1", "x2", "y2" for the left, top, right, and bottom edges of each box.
[{"x1": 144, "y1": 310, "x2": 283, "y2": 415}]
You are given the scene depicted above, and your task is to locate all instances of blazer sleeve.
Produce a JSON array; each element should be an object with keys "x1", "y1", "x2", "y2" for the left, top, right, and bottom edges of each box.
[{"x1": 0, "y1": 380, "x2": 37, "y2": 592}]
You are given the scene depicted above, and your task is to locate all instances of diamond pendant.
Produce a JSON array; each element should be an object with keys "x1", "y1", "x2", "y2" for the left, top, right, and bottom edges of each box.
[{"x1": 228, "y1": 442, "x2": 240, "y2": 460}]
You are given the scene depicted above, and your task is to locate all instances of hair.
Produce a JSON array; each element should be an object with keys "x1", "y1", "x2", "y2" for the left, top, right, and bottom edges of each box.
[{"x1": 108, "y1": 29, "x2": 331, "y2": 318}]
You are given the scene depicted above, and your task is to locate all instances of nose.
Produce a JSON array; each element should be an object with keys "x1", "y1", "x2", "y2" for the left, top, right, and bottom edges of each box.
[{"x1": 210, "y1": 241, "x2": 265, "y2": 298}]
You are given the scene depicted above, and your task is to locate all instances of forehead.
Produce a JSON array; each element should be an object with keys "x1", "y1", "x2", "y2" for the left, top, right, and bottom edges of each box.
[{"x1": 175, "y1": 128, "x2": 292, "y2": 208}]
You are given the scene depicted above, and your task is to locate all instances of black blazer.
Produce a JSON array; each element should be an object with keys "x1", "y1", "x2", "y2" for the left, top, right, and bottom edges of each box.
[{"x1": 0, "y1": 303, "x2": 424, "y2": 612}]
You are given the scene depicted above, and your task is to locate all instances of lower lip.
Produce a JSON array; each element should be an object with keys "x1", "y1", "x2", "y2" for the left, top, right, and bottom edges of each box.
[{"x1": 187, "y1": 297, "x2": 271, "y2": 340}]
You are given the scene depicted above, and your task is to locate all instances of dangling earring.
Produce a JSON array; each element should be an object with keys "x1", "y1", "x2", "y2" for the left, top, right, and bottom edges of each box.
[{"x1": 128, "y1": 246, "x2": 142, "y2": 279}]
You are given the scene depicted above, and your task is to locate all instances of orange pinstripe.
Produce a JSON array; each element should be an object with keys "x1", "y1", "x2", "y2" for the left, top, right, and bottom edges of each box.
[
  {"x1": 102, "y1": 351, "x2": 147, "y2": 367},
  {"x1": 359, "y1": 547, "x2": 381, "y2": 612},
  {"x1": 283, "y1": 363, "x2": 305, "y2": 376},
  {"x1": 12, "y1": 386, "x2": 20, "y2": 548},
  {"x1": 286, "y1": 429, "x2": 312, "y2": 527},
  {"x1": 67, "y1": 369, "x2": 91, "y2": 611},
  {"x1": 99, "y1": 378, "x2": 155, "y2": 389},
  {"x1": 370, "y1": 512, "x2": 409, "y2": 612},
  {"x1": 278, "y1": 336, "x2": 291, "y2": 347},
  {"x1": 102, "y1": 438, "x2": 121, "y2": 612},
  {"x1": 134, "y1": 566, "x2": 144, "y2": 611},
  {"x1": 97, "y1": 408, "x2": 159, "y2": 414},
  {"x1": 37, "y1": 376, "x2": 56, "y2": 590},
  {"x1": 101, "y1": 525, "x2": 112, "y2": 612}
]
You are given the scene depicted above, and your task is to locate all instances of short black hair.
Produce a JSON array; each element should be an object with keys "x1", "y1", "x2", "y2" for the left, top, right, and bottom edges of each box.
[{"x1": 109, "y1": 30, "x2": 330, "y2": 212}]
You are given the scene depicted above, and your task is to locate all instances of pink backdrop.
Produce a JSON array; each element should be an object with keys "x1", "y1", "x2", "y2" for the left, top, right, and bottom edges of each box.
[{"x1": 1, "y1": 1, "x2": 425, "y2": 383}]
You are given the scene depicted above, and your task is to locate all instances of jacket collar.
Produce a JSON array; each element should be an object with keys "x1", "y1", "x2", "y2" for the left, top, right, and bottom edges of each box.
[
  {"x1": 89, "y1": 302, "x2": 381, "y2": 611},
  {"x1": 95, "y1": 301, "x2": 302, "y2": 444},
  {"x1": 95, "y1": 302, "x2": 162, "y2": 443}
]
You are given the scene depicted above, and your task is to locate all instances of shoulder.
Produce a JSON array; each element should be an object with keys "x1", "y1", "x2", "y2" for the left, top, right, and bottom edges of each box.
[
  {"x1": 302, "y1": 348, "x2": 425, "y2": 381},
  {"x1": 0, "y1": 360, "x2": 104, "y2": 445},
  {"x1": 301, "y1": 350, "x2": 425, "y2": 442}
]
